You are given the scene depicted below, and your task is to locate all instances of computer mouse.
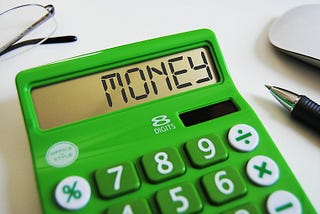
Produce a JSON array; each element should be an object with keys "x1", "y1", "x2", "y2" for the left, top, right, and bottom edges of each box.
[{"x1": 269, "y1": 4, "x2": 320, "y2": 68}]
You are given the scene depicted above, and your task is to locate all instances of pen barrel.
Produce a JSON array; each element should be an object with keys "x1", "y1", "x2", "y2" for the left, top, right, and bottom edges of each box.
[{"x1": 291, "y1": 95, "x2": 320, "y2": 131}]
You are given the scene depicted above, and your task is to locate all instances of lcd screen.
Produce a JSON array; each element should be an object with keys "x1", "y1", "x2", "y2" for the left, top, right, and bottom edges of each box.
[{"x1": 32, "y1": 47, "x2": 219, "y2": 129}]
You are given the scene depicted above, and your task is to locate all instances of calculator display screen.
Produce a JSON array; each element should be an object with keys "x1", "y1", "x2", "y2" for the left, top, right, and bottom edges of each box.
[{"x1": 32, "y1": 47, "x2": 219, "y2": 129}]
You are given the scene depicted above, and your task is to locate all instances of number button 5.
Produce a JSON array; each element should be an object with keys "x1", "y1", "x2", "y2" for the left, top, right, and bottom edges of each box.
[
  {"x1": 95, "y1": 161, "x2": 140, "y2": 198},
  {"x1": 141, "y1": 147, "x2": 186, "y2": 183},
  {"x1": 202, "y1": 166, "x2": 247, "y2": 204},
  {"x1": 156, "y1": 182, "x2": 203, "y2": 214}
]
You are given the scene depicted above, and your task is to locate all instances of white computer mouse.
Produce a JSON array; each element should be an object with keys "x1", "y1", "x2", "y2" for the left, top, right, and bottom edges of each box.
[{"x1": 269, "y1": 4, "x2": 320, "y2": 68}]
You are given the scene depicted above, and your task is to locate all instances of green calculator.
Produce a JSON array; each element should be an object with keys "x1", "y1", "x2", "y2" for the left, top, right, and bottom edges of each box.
[{"x1": 16, "y1": 29, "x2": 315, "y2": 214}]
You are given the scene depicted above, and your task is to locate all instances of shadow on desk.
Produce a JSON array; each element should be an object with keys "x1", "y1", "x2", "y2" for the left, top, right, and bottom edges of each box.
[{"x1": 0, "y1": 98, "x2": 41, "y2": 214}]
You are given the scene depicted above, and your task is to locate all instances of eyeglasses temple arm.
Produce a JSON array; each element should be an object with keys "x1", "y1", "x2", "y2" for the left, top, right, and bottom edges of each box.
[{"x1": 0, "y1": 36, "x2": 77, "y2": 56}]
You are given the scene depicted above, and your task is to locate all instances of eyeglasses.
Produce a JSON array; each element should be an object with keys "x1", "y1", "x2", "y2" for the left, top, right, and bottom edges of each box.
[{"x1": 0, "y1": 4, "x2": 77, "y2": 59}]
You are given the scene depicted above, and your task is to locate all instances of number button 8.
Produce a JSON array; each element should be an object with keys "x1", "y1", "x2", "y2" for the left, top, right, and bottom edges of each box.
[
  {"x1": 141, "y1": 147, "x2": 186, "y2": 183},
  {"x1": 185, "y1": 134, "x2": 228, "y2": 168}
]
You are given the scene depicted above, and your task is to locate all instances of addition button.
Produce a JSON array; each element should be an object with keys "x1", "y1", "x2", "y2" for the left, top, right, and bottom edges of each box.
[{"x1": 246, "y1": 155, "x2": 279, "y2": 186}]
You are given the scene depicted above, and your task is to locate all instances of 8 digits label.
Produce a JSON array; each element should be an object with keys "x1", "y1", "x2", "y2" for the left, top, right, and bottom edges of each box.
[{"x1": 152, "y1": 115, "x2": 176, "y2": 134}]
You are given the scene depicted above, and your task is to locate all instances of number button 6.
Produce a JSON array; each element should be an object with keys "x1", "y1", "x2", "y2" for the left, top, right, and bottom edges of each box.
[
  {"x1": 202, "y1": 166, "x2": 247, "y2": 204},
  {"x1": 141, "y1": 147, "x2": 186, "y2": 183}
]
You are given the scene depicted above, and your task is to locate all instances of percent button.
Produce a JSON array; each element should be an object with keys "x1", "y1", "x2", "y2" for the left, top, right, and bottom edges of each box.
[
  {"x1": 228, "y1": 124, "x2": 259, "y2": 152},
  {"x1": 55, "y1": 176, "x2": 91, "y2": 210}
]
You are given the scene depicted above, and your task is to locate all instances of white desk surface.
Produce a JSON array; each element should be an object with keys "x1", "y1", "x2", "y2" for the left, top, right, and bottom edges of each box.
[{"x1": 1, "y1": 0, "x2": 319, "y2": 213}]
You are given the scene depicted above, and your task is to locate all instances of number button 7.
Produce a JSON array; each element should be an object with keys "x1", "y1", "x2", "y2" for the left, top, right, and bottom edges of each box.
[{"x1": 95, "y1": 161, "x2": 140, "y2": 199}]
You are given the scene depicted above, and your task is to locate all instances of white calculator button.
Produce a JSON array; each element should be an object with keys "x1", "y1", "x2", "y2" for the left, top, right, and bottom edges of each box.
[
  {"x1": 55, "y1": 176, "x2": 91, "y2": 210},
  {"x1": 228, "y1": 124, "x2": 259, "y2": 152},
  {"x1": 267, "y1": 190, "x2": 302, "y2": 214},
  {"x1": 234, "y1": 209, "x2": 249, "y2": 214},
  {"x1": 246, "y1": 155, "x2": 279, "y2": 186}
]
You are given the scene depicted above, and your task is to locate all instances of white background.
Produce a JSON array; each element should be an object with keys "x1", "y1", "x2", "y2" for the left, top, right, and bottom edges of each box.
[{"x1": 1, "y1": 0, "x2": 319, "y2": 213}]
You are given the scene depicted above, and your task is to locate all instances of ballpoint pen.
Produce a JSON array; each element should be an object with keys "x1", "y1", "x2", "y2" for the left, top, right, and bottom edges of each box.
[{"x1": 265, "y1": 85, "x2": 320, "y2": 131}]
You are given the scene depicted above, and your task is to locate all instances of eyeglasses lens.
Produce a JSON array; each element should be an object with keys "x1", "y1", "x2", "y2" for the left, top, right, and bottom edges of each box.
[{"x1": 0, "y1": 4, "x2": 57, "y2": 59}]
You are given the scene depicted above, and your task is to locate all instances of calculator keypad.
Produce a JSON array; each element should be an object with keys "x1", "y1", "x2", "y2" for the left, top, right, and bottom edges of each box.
[{"x1": 54, "y1": 123, "x2": 303, "y2": 213}]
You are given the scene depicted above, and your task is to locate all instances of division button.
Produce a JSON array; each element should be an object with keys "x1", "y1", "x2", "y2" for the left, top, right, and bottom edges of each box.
[
  {"x1": 228, "y1": 124, "x2": 259, "y2": 152},
  {"x1": 266, "y1": 190, "x2": 302, "y2": 214},
  {"x1": 55, "y1": 176, "x2": 91, "y2": 210},
  {"x1": 246, "y1": 155, "x2": 279, "y2": 186}
]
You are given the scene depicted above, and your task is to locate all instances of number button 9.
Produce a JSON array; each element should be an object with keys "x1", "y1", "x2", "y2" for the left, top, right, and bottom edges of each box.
[
  {"x1": 141, "y1": 147, "x2": 186, "y2": 183},
  {"x1": 185, "y1": 134, "x2": 228, "y2": 168}
]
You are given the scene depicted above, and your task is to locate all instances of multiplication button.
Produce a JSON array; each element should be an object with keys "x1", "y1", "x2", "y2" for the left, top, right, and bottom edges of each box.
[
  {"x1": 55, "y1": 176, "x2": 91, "y2": 210},
  {"x1": 228, "y1": 124, "x2": 259, "y2": 152},
  {"x1": 267, "y1": 190, "x2": 302, "y2": 214}
]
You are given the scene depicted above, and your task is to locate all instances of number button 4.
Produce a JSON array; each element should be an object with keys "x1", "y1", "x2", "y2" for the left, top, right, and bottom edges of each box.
[
  {"x1": 141, "y1": 147, "x2": 185, "y2": 183},
  {"x1": 185, "y1": 134, "x2": 228, "y2": 168},
  {"x1": 108, "y1": 198, "x2": 152, "y2": 214},
  {"x1": 156, "y1": 182, "x2": 203, "y2": 214},
  {"x1": 94, "y1": 161, "x2": 140, "y2": 199},
  {"x1": 202, "y1": 166, "x2": 247, "y2": 204}
]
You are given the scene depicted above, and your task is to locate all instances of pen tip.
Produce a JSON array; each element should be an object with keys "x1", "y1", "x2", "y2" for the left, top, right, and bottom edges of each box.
[{"x1": 265, "y1": 85, "x2": 272, "y2": 90}]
